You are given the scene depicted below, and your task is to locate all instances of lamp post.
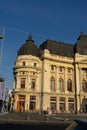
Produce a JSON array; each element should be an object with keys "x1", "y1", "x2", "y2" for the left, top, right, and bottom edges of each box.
[
  {"x1": 39, "y1": 67, "x2": 46, "y2": 114},
  {"x1": 38, "y1": 68, "x2": 43, "y2": 115},
  {"x1": 0, "y1": 28, "x2": 5, "y2": 68}
]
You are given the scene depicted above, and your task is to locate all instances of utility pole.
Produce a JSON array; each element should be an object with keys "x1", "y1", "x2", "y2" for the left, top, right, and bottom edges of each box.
[{"x1": 0, "y1": 28, "x2": 5, "y2": 113}]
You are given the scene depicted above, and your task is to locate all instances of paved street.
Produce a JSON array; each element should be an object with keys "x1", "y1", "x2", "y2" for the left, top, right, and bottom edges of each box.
[
  {"x1": 0, "y1": 112, "x2": 87, "y2": 122},
  {"x1": 0, "y1": 112, "x2": 87, "y2": 130},
  {"x1": 0, "y1": 121, "x2": 69, "y2": 130}
]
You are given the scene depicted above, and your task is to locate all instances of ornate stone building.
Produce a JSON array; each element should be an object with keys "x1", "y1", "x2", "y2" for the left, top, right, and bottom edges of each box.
[{"x1": 13, "y1": 33, "x2": 87, "y2": 114}]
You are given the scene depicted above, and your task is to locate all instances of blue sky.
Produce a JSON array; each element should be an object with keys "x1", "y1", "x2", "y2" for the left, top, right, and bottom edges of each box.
[{"x1": 0, "y1": 0, "x2": 87, "y2": 89}]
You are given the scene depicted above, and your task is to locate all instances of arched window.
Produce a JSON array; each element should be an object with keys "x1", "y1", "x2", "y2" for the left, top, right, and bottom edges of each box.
[
  {"x1": 59, "y1": 78, "x2": 64, "y2": 91},
  {"x1": 82, "y1": 80, "x2": 87, "y2": 92},
  {"x1": 67, "y1": 79, "x2": 72, "y2": 91},
  {"x1": 50, "y1": 77, "x2": 55, "y2": 91}
]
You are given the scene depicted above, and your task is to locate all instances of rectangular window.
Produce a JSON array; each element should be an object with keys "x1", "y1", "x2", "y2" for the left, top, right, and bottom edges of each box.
[
  {"x1": 15, "y1": 78, "x2": 17, "y2": 88},
  {"x1": 29, "y1": 96, "x2": 36, "y2": 110},
  {"x1": 59, "y1": 66, "x2": 63, "y2": 72},
  {"x1": 82, "y1": 68, "x2": 87, "y2": 72},
  {"x1": 21, "y1": 78, "x2": 26, "y2": 88},
  {"x1": 59, "y1": 97, "x2": 65, "y2": 111},
  {"x1": 22, "y1": 62, "x2": 26, "y2": 66},
  {"x1": 30, "y1": 96, "x2": 36, "y2": 100},
  {"x1": 68, "y1": 67, "x2": 71, "y2": 73},
  {"x1": 50, "y1": 97, "x2": 56, "y2": 112},
  {"x1": 82, "y1": 80, "x2": 87, "y2": 92},
  {"x1": 51, "y1": 65, "x2": 55, "y2": 71},
  {"x1": 34, "y1": 63, "x2": 37, "y2": 67},
  {"x1": 31, "y1": 79, "x2": 36, "y2": 89},
  {"x1": 68, "y1": 98, "x2": 74, "y2": 111},
  {"x1": 19, "y1": 95, "x2": 25, "y2": 100},
  {"x1": 82, "y1": 68, "x2": 87, "y2": 77}
]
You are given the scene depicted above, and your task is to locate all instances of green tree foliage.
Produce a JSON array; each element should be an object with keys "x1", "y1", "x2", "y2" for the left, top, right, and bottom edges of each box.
[{"x1": 0, "y1": 77, "x2": 4, "y2": 82}]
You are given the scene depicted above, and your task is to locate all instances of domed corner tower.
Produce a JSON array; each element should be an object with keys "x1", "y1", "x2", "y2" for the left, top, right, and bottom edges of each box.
[
  {"x1": 17, "y1": 34, "x2": 40, "y2": 57},
  {"x1": 13, "y1": 34, "x2": 42, "y2": 113},
  {"x1": 75, "y1": 32, "x2": 87, "y2": 55}
]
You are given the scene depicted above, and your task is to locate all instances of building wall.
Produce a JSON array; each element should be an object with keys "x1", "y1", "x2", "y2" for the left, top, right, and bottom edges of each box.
[
  {"x1": 13, "y1": 50, "x2": 87, "y2": 114},
  {"x1": 41, "y1": 49, "x2": 75, "y2": 113}
]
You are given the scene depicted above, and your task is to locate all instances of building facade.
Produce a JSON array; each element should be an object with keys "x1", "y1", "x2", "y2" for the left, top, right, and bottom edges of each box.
[{"x1": 13, "y1": 33, "x2": 87, "y2": 114}]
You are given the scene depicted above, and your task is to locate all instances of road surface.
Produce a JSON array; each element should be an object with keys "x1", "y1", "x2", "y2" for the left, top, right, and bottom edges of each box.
[{"x1": 0, "y1": 121, "x2": 70, "y2": 130}]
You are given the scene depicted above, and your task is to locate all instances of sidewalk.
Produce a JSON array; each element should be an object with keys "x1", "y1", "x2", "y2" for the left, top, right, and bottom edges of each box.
[{"x1": 0, "y1": 112, "x2": 87, "y2": 123}]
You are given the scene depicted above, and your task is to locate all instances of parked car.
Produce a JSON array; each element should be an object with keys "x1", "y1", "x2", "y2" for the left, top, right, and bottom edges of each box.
[{"x1": 66, "y1": 119, "x2": 87, "y2": 130}]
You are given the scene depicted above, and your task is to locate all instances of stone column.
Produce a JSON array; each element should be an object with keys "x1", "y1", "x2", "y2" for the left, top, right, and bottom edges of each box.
[
  {"x1": 75, "y1": 63, "x2": 80, "y2": 113},
  {"x1": 78, "y1": 68, "x2": 82, "y2": 113},
  {"x1": 65, "y1": 97, "x2": 68, "y2": 113},
  {"x1": 57, "y1": 97, "x2": 59, "y2": 113},
  {"x1": 72, "y1": 68, "x2": 74, "y2": 91},
  {"x1": 79, "y1": 68, "x2": 82, "y2": 92},
  {"x1": 14, "y1": 94, "x2": 18, "y2": 112},
  {"x1": 26, "y1": 95, "x2": 29, "y2": 112}
]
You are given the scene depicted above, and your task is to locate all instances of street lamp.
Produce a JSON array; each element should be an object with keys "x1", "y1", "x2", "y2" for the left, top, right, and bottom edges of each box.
[{"x1": 0, "y1": 28, "x2": 5, "y2": 68}]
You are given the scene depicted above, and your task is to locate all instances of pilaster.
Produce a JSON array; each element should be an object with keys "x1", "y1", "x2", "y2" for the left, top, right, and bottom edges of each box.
[{"x1": 64, "y1": 67, "x2": 67, "y2": 92}]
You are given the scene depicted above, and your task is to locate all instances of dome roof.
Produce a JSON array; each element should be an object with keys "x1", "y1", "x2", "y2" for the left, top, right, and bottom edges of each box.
[
  {"x1": 75, "y1": 32, "x2": 87, "y2": 55},
  {"x1": 17, "y1": 34, "x2": 40, "y2": 57}
]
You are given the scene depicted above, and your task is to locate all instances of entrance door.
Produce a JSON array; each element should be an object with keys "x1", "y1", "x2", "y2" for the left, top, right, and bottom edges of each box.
[
  {"x1": 17, "y1": 95, "x2": 25, "y2": 112},
  {"x1": 17, "y1": 101, "x2": 25, "y2": 112}
]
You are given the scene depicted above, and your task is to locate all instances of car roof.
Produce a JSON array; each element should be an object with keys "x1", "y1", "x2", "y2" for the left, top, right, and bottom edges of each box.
[{"x1": 74, "y1": 119, "x2": 87, "y2": 126}]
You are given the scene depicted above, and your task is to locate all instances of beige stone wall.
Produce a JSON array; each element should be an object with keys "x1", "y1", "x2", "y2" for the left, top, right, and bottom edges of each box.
[{"x1": 13, "y1": 50, "x2": 87, "y2": 113}]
